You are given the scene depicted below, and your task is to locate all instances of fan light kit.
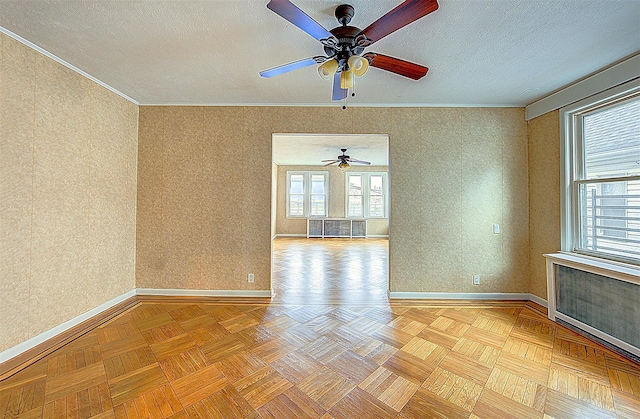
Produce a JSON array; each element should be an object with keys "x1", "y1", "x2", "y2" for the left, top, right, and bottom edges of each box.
[
  {"x1": 322, "y1": 148, "x2": 371, "y2": 169},
  {"x1": 260, "y1": 0, "x2": 439, "y2": 106}
]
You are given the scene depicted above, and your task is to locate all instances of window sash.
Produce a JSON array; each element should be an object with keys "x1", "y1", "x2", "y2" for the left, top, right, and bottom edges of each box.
[
  {"x1": 346, "y1": 173, "x2": 387, "y2": 219},
  {"x1": 574, "y1": 177, "x2": 640, "y2": 262},
  {"x1": 287, "y1": 171, "x2": 328, "y2": 218},
  {"x1": 563, "y1": 83, "x2": 640, "y2": 265}
]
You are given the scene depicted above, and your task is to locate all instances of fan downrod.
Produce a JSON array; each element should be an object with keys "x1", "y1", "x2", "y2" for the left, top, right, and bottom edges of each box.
[{"x1": 335, "y1": 4, "x2": 354, "y2": 26}]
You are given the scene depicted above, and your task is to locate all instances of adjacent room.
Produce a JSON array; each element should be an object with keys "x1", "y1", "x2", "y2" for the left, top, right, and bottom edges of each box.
[
  {"x1": 271, "y1": 134, "x2": 390, "y2": 305},
  {"x1": 1, "y1": 1, "x2": 639, "y2": 418}
]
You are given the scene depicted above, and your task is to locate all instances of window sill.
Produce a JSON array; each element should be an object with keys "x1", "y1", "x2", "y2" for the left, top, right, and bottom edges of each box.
[{"x1": 544, "y1": 252, "x2": 640, "y2": 286}]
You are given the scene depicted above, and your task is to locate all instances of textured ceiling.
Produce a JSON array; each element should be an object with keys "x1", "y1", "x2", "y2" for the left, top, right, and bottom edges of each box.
[{"x1": 0, "y1": 0, "x2": 638, "y2": 107}]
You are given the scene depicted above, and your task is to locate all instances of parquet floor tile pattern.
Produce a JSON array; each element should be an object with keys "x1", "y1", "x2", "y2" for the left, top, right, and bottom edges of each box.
[
  {"x1": 2, "y1": 238, "x2": 639, "y2": 418},
  {"x1": 2, "y1": 300, "x2": 640, "y2": 418},
  {"x1": 271, "y1": 238, "x2": 389, "y2": 305}
]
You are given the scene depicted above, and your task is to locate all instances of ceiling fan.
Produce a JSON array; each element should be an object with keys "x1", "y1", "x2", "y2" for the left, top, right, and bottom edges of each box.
[
  {"x1": 322, "y1": 148, "x2": 371, "y2": 169},
  {"x1": 260, "y1": 0, "x2": 438, "y2": 101}
]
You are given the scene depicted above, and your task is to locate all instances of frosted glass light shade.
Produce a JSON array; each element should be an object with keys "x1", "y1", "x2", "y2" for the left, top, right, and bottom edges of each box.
[
  {"x1": 318, "y1": 59, "x2": 338, "y2": 80},
  {"x1": 348, "y1": 55, "x2": 369, "y2": 77},
  {"x1": 340, "y1": 70, "x2": 354, "y2": 89}
]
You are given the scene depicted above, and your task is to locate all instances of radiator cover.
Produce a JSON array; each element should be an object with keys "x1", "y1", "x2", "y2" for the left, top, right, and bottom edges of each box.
[
  {"x1": 307, "y1": 218, "x2": 367, "y2": 238},
  {"x1": 555, "y1": 265, "x2": 640, "y2": 348}
]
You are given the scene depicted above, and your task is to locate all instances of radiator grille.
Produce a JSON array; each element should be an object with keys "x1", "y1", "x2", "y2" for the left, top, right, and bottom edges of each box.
[
  {"x1": 306, "y1": 219, "x2": 367, "y2": 238},
  {"x1": 308, "y1": 220, "x2": 323, "y2": 236},
  {"x1": 555, "y1": 265, "x2": 640, "y2": 348},
  {"x1": 324, "y1": 220, "x2": 351, "y2": 236},
  {"x1": 352, "y1": 220, "x2": 366, "y2": 237}
]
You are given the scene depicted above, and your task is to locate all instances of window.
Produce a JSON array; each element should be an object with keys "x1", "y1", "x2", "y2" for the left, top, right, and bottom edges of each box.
[
  {"x1": 286, "y1": 171, "x2": 328, "y2": 217},
  {"x1": 346, "y1": 173, "x2": 388, "y2": 218},
  {"x1": 562, "y1": 80, "x2": 640, "y2": 264}
]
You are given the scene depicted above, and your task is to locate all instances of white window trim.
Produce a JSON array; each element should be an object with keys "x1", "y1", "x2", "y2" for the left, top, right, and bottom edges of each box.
[
  {"x1": 560, "y1": 78, "x2": 640, "y2": 265},
  {"x1": 286, "y1": 171, "x2": 329, "y2": 218},
  {"x1": 345, "y1": 172, "x2": 388, "y2": 219}
]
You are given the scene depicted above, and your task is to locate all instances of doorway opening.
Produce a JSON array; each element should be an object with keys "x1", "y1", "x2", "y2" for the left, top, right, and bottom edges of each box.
[{"x1": 270, "y1": 134, "x2": 389, "y2": 304}]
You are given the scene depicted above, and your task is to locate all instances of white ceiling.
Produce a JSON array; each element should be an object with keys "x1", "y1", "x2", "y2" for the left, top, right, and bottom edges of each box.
[{"x1": 0, "y1": 0, "x2": 638, "y2": 107}]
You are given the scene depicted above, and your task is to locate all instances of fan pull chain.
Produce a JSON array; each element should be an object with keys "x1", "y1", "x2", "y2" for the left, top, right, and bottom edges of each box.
[{"x1": 342, "y1": 80, "x2": 356, "y2": 110}]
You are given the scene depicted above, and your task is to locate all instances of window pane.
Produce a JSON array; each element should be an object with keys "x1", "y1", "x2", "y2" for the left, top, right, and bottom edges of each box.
[
  {"x1": 290, "y1": 174, "x2": 304, "y2": 194},
  {"x1": 310, "y1": 195, "x2": 325, "y2": 216},
  {"x1": 600, "y1": 182, "x2": 627, "y2": 238},
  {"x1": 289, "y1": 194, "x2": 304, "y2": 216},
  {"x1": 311, "y1": 175, "x2": 325, "y2": 194},
  {"x1": 584, "y1": 98, "x2": 640, "y2": 178},
  {"x1": 348, "y1": 196, "x2": 362, "y2": 217},
  {"x1": 349, "y1": 175, "x2": 362, "y2": 195},
  {"x1": 577, "y1": 180, "x2": 640, "y2": 262},
  {"x1": 369, "y1": 195, "x2": 384, "y2": 217},
  {"x1": 370, "y1": 175, "x2": 383, "y2": 195}
]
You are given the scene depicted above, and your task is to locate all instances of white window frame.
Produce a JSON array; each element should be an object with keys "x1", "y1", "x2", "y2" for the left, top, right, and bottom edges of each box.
[
  {"x1": 560, "y1": 78, "x2": 640, "y2": 265},
  {"x1": 345, "y1": 172, "x2": 388, "y2": 219},
  {"x1": 286, "y1": 171, "x2": 328, "y2": 218}
]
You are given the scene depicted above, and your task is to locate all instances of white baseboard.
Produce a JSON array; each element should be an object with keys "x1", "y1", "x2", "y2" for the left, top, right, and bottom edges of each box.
[
  {"x1": 389, "y1": 292, "x2": 533, "y2": 300},
  {"x1": 367, "y1": 235, "x2": 389, "y2": 238},
  {"x1": 273, "y1": 234, "x2": 307, "y2": 238},
  {"x1": 136, "y1": 288, "x2": 273, "y2": 298},
  {"x1": 1, "y1": 288, "x2": 549, "y2": 375},
  {"x1": 528, "y1": 293, "x2": 548, "y2": 308},
  {"x1": 0, "y1": 289, "x2": 136, "y2": 364}
]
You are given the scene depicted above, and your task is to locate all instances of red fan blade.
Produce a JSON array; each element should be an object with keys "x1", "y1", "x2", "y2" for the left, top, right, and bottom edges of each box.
[
  {"x1": 267, "y1": 0, "x2": 335, "y2": 42},
  {"x1": 360, "y1": 0, "x2": 438, "y2": 45},
  {"x1": 364, "y1": 53, "x2": 429, "y2": 80}
]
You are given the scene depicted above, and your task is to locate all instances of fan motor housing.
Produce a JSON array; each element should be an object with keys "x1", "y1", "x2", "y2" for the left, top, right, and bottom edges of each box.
[{"x1": 324, "y1": 26, "x2": 365, "y2": 61}]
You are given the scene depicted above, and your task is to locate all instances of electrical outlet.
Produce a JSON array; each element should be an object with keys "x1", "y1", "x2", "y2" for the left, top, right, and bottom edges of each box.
[
  {"x1": 248, "y1": 273, "x2": 254, "y2": 283},
  {"x1": 473, "y1": 275, "x2": 480, "y2": 285},
  {"x1": 493, "y1": 224, "x2": 500, "y2": 234}
]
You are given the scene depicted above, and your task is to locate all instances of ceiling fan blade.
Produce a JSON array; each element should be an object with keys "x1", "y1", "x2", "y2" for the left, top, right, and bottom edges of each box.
[
  {"x1": 348, "y1": 159, "x2": 371, "y2": 165},
  {"x1": 332, "y1": 71, "x2": 348, "y2": 101},
  {"x1": 323, "y1": 161, "x2": 338, "y2": 167},
  {"x1": 321, "y1": 159, "x2": 339, "y2": 162},
  {"x1": 267, "y1": 0, "x2": 335, "y2": 42},
  {"x1": 364, "y1": 53, "x2": 429, "y2": 80},
  {"x1": 260, "y1": 56, "x2": 325, "y2": 78},
  {"x1": 360, "y1": 0, "x2": 439, "y2": 45}
]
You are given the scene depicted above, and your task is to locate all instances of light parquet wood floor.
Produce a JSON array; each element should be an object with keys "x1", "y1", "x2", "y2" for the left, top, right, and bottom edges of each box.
[
  {"x1": 2, "y1": 301, "x2": 640, "y2": 418},
  {"x1": 271, "y1": 238, "x2": 389, "y2": 305},
  {"x1": 2, "y1": 238, "x2": 640, "y2": 418}
]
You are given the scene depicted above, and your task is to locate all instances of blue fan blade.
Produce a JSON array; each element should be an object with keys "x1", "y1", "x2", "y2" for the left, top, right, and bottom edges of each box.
[
  {"x1": 260, "y1": 57, "x2": 319, "y2": 78},
  {"x1": 332, "y1": 72, "x2": 347, "y2": 101},
  {"x1": 267, "y1": 0, "x2": 333, "y2": 42}
]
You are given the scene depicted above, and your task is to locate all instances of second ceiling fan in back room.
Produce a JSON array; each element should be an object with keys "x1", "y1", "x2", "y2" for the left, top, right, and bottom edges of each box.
[
  {"x1": 322, "y1": 149, "x2": 371, "y2": 169},
  {"x1": 260, "y1": 0, "x2": 439, "y2": 104}
]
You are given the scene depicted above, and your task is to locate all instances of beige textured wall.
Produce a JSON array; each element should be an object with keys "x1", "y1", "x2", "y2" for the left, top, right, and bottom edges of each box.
[
  {"x1": 527, "y1": 110, "x2": 561, "y2": 299},
  {"x1": 390, "y1": 108, "x2": 529, "y2": 293},
  {"x1": 275, "y1": 165, "x2": 389, "y2": 236},
  {"x1": 137, "y1": 106, "x2": 529, "y2": 294},
  {"x1": 0, "y1": 34, "x2": 138, "y2": 352}
]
